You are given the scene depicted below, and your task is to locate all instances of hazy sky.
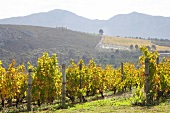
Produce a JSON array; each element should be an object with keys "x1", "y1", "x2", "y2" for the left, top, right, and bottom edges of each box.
[{"x1": 0, "y1": 0, "x2": 170, "y2": 20}]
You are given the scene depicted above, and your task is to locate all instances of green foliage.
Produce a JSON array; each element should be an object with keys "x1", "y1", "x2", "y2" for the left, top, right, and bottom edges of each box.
[
  {"x1": 0, "y1": 59, "x2": 27, "y2": 107},
  {"x1": 99, "y1": 29, "x2": 104, "y2": 35},
  {"x1": 133, "y1": 46, "x2": 170, "y2": 104},
  {"x1": 0, "y1": 47, "x2": 170, "y2": 110},
  {"x1": 31, "y1": 52, "x2": 62, "y2": 104}
]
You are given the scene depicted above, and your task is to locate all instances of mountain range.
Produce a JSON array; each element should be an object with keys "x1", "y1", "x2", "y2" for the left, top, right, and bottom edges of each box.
[{"x1": 0, "y1": 9, "x2": 170, "y2": 39}]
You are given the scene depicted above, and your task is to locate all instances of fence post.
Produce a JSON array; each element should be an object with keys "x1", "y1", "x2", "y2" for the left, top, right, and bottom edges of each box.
[
  {"x1": 79, "y1": 63, "x2": 82, "y2": 103},
  {"x1": 145, "y1": 58, "x2": 150, "y2": 105},
  {"x1": 62, "y1": 64, "x2": 66, "y2": 106},
  {"x1": 121, "y1": 63, "x2": 124, "y2": 92},
  {"x1": 27, "y1": 69, "x2": 33, "y2": 111},
  {"x1": 156, "y1": 57, "x2": 159, "y2": 65},
  {"x1": 121, "y1": 63, "x2": 124, "y2": 80}
]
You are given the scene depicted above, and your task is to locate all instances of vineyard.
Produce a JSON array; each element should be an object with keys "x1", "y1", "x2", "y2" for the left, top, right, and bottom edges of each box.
[{"x1": 0, "y1": 46, "x2": 170, "y2": 112}]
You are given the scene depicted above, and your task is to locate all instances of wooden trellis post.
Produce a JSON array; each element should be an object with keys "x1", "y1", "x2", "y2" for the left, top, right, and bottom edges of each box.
[
  {"x1": 145, "y1": 58, "x2": 150, "y2": 104},
  {"x1": 62, "y1": 64, "x2": 66, "y2": 106},
  {"x1": 79, "y1": 63, "x2": 82, "y2": 103},
  {"x1": 121, "y1": 63, "x2": 124, "y2": 92},
  {"x1": 156, "y1": 57, "x2": 159, "y2": 65},
  {"x1": 27, "y1": 69, "x2": 33, "y2": 111}
]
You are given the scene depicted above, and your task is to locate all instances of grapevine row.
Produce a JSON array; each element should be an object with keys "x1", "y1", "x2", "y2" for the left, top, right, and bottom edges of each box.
[{"x1": 0, "y1": 47, "x2": 170, "y2": 108}]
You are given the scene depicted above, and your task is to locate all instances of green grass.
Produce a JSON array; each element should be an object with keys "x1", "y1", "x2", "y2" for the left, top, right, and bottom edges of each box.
[
  {"x1": 2, "y1": 94, "x2": 170, "y2": 113},
  {"x1": 24, "y1": 94, "x2": 168, "y2": 113},
  {"x1": 56, "y1": 97, "x2": 170, "y2": 113}
]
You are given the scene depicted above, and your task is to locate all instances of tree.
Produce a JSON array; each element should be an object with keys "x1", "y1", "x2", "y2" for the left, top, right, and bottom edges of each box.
[
  {"x1": 130, "y1": 45, "x2": 133, "y2": 50},
  {"x1": 135, "y1": 44, "x2": 139, "y2": 50},
  {"x1": 151, "y1": 45, "x2": 156, "y2": 50},
  {"x1": 111, "y1": 54, "x2": 115, "y2": 59},
  {"x1": 115, "y1": 49, "x2": 119, "y2": 54},
  {"x1": 99, "y1": 29, "x2": 104, "y2": 35},
  {"x1": 146, "y1": 46, "x2": 151, "y2": 51}
]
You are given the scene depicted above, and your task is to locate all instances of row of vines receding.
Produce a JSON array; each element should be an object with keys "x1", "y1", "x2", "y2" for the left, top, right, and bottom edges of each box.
[{"x1": 0, "y1": 46, "x2": 170, "y2": 110}]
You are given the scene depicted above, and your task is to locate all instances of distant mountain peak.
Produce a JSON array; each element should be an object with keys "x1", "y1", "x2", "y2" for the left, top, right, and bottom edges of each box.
[
  {"x1": 129, "y1": 11, "x2": 141, "y2": 15},
  {"x1": 49, "y1": 9, "x2": 74, "y2": 14},
  {"x1": 128, "y1": 11, "x2": 146, "y2": 16},
  {"x1": 109, "y1": 11, "x2": 145, "y2": 19},
  {"x1": 130, "y1": 11, "x2": 139, "y2": 14}
]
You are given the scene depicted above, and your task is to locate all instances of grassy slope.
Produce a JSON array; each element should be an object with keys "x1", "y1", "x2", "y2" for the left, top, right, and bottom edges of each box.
[
  {"x1": 103, "y1": 36, "x2": 170, "y2": 51},
  {"x1": 15, "y1": 91, "x2": 169, "y2": 113},
  {"x1": 56, "y1": 99, "x2": 170, "y2": 113},
  {"x1": 2, "y1": 91, "x2": 170, "y2": 113},
  {"x1": 33, "y1": 94, "x2": 170, "y2": 113}
]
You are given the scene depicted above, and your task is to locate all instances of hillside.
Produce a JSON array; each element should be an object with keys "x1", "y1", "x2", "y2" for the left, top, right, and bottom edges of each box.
[
  {"x1": 0, "y1": 25, "x2": 100, "y2": 52},
  {"x1": 0, "y1": 24, "x2": 101, "y2": 67},
  {"x1": 1, "y1": 24, "x2": 170, "y2": 68},
  {"x1": 0, "y1": 9, "x2": 170, "y2": 39}
]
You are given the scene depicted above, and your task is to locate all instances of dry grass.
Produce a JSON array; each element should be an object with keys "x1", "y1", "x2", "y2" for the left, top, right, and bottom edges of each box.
[{"x1": 103, "y1": 36, "x2": 170, "y2": 51}]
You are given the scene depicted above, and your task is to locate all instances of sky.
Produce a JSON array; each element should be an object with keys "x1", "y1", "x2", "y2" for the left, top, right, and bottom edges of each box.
[{"x1": 0, "y1": 0, "x2": 170, "y2": 20}]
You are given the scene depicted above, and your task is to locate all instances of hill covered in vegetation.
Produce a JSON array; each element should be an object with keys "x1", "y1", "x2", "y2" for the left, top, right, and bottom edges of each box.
[
  {"x1": 0, "y1": 24, "x2": 101, "y2": 67},
  {"x1": 1, "y1": 24, "x2": 170, "y2": 68}
]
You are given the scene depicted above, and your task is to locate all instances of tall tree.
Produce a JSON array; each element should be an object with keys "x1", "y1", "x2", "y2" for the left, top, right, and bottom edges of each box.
[
  {"x1": 151, "y1": 45, "x2": 156, "y2": 50},
  {"x1": 130, "y1": 45, "x2": 133, "y2": 50},
  {"x1": 99, "y1": 29, "x2": 104, "y2": 35},
  {"x1": 135, "y1": 44, "x2": 139, "y2": 50}
]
